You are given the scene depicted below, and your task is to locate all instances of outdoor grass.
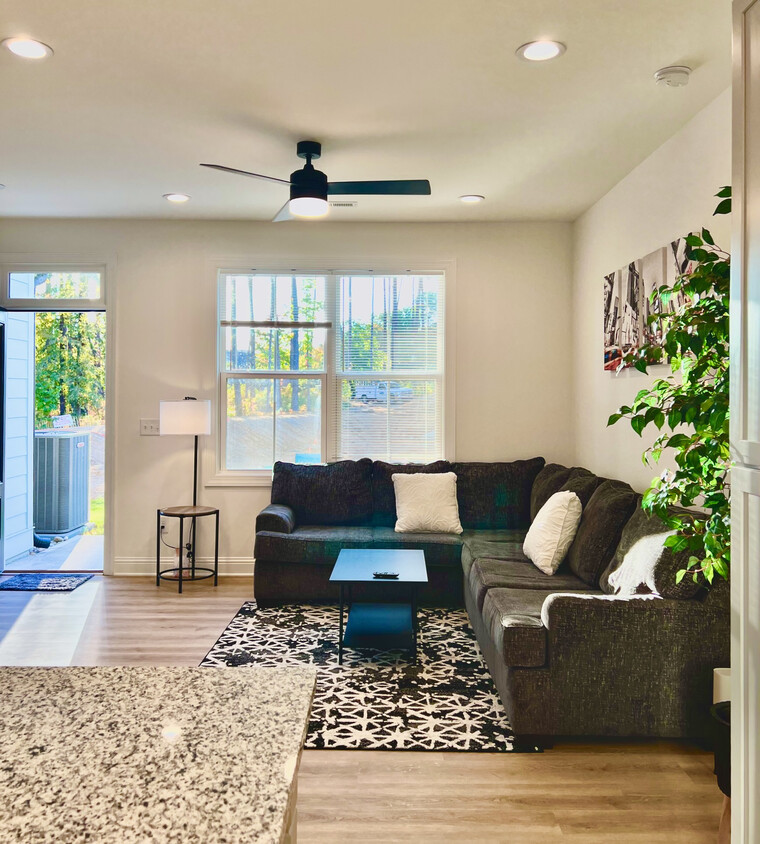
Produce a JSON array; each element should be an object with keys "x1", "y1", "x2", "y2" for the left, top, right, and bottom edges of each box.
[{"x1": 87, "y1": 497, "x2": 105, "y2": 535}]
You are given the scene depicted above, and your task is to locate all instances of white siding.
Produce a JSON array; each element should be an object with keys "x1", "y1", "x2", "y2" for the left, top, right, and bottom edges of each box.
[{"x1": 3, "y1": 289, "x2": 35, "y2": 563}]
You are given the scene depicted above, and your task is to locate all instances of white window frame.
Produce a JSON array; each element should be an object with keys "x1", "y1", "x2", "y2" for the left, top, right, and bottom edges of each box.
[
  {"x1": 207, "y1": 260, "x2": 456, "y2": 487},
  {"x1": 0, "y1": 260, "x2": 107, "y2": 311}
]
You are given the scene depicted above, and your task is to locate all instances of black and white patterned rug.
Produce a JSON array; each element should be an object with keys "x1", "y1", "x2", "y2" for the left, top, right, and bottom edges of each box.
[
  {"x1": 201, "y1": 603, "x2": 518, "y2": 752},
  {"x1": 0, "y1": 573, "x2": 93, "y2": 592}
]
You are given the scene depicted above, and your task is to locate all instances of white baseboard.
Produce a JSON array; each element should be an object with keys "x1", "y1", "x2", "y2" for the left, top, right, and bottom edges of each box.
[{"x1": 113, "y1": 557, "x2": 254, "y2": 576}]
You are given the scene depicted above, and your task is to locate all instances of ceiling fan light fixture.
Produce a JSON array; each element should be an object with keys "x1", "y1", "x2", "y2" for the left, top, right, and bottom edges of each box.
[
  {"x1": 516, "y1": 40, "x2": 565, "y2": 62},
  {"x1": 2, "y1": 37, "x2": 53, "y2": 59},
  {"x1": 289, "y1": 196, "x2": 329, "y2": 218}
]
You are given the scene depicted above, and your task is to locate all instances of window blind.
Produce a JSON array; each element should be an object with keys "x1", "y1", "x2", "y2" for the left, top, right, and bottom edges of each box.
[{"x1": 333, "y1": 274, "x2": 444, "y2": 462}]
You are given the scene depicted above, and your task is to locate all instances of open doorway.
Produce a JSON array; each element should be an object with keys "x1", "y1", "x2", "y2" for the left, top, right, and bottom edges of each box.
[{"x1": 1, "y1": 270, "x2": 106, "y2": 573}]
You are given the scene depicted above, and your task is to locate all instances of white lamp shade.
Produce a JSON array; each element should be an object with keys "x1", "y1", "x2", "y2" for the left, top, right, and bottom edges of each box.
[{"x1": 160, "y1": 400, "x2": 211, "y2": 436}]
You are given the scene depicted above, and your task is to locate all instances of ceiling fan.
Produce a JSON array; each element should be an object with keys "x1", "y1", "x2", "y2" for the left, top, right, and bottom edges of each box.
[{"x1": 200, "y1": 140, "x2": 431, "y2": 221}]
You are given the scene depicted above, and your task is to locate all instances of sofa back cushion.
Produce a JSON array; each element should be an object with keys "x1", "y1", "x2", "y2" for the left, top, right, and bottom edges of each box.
[
  {"x1": 452, "y1": 458, "x2": 545, "y2": 530},
  {"x1": 600, "y1": 502, "x2": 703, "y2": 599},
  {"x1": 271, "y1": 459, "x2": 374, "y2": 525},
  {"x1": 371, "y1": 460, "x2": 451, "y2": 527},
  {"x1": 559, "y1": 473, "x2": 603, "y2": 508},
  {"x1": 565, "y1": 479, "x2": 638, "y2": 585},
  {"x1": 530, "y1": 464, "x2": 595, "y2": 520}
]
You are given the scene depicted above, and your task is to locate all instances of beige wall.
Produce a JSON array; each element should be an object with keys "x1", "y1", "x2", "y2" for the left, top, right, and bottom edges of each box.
[
  {"x1": 0, "y1": 219, "x2": 573, "y2": 572},
  {"x1": 571, "y1": 88, "x2": 732, "y2": 492}
]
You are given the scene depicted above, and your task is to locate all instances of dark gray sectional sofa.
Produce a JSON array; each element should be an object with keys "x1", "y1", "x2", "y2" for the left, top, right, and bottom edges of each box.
[{"x1": 253, "y1": 457, "x2": 729, "y2": 740}]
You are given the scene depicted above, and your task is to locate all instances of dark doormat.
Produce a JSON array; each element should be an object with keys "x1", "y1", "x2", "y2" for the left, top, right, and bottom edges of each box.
[
  {"x1": 202, "y1": 602, "x2": 537, "y2": 752},
  {"x1": 0, "y1": 573, "x2": 94, "y2": 592}
]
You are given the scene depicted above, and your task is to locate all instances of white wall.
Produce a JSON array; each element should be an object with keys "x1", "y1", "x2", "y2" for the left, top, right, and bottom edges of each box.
[
  {"x1": 572, "y1": 88, "x2": 732, "y2": 491},
  {"x1": 0, "y1": 220, "x2": 574, "y2": 573}
]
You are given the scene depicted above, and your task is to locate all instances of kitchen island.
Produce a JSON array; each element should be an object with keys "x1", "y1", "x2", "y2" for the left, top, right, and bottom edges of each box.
[{"x1": 0, "y1": 666, "x2": 316, "y2": 843}]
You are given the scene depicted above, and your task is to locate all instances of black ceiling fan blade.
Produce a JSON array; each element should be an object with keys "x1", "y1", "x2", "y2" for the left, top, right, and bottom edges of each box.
[
  {"x1": 327, "y1": 179, "x2": 431, "y2": 196},
  {"x1": 199, "y1": 163, "x2": 291, "y2": 186}
]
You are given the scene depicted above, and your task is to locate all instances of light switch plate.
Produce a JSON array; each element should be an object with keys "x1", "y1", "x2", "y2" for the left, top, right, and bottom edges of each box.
[{"x1": 140, "y1": 418, "x2": 160, "y2": 436}]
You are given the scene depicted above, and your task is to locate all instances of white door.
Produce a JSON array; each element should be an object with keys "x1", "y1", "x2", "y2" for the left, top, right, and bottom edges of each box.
[{"x1": 731, "y1": 2, "x2": 760, "y2": 839}]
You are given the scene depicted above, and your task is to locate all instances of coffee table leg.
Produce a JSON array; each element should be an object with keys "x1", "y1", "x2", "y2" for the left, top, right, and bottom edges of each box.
[{"x1": 339, "y1": 584, "x2": 344, "y2": 665}]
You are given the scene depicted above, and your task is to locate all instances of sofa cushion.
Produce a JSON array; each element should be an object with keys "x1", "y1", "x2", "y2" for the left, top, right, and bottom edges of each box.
[
  {"x1": 460, "y1": 530, "x2": 528, "y2": 577},
  {"x1": 371, "y1": 460, "x2": 451, "y2": 527},
  {"x1": 271, "y1": 459, "x2": 374, "y2": 526},
  {"x1": 254, "y1": 526, "x2": 374, "y2": 566},
  {"x1": 559, "y1": 473, "x2": 603, "y2": 508},
  {"x1": 600, "y1": 503, "x2": 703, "y2": 600},
  {"x1": 530, "y1": 464, "x2": 594, "y2": 520},
  {"x1": 371, "y1": 527, "x2": 463, "y2": 568},
  {"x1": 566, "y1": 480, "x2": 638, "y2": 586},
  {"x1": 452, "y1": 458, "x2": 545, "y2": 530},
  {"x1": 468, "y1": 558, "x2": 594, "y2": 612}
]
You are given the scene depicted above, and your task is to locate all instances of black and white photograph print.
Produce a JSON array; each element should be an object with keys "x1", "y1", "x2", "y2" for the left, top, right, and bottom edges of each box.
[
  {"x1": 603, "y1": 270, "x2": 621, "y2": 371},
  {"x1": 639, "y1": 246, "x2": 667, "y2": 348},
  {"x1": 618, "y1": 261, "x2": 641, "y2": 361},
  {"x1": 666, "y1": 235, "x2": 694, "y2": 313}
]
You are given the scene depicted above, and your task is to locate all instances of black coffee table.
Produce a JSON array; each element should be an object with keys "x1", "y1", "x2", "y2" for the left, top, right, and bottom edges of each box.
[{"x1": 329, "y1": 549, "x2": 428, "y2": 664}]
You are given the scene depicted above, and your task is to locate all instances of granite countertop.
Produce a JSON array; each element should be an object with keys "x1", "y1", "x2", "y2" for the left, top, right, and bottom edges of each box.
[{"x1": 0, "y1": 666, "x2": 316, "y2": 843}]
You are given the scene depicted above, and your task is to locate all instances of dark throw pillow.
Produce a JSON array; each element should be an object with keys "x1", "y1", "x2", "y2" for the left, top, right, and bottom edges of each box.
[
  {"x1": 560, "y1": 473, "x2": 603, "y2": 509},
  {"x1": 271, "y1": 459, "x2": 373, "y2": 525},
  {"x1": 452, "y1": 458, "x2": 545, "y2": 530},
  {"x1": 565, "y1": 479, "x2": 638, "y2": 586},
  {"x1": 530, "y1": 464, "x2": 595, "y2": 520}
]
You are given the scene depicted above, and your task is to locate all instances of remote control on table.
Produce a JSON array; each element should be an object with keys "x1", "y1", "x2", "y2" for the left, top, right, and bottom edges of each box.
[{"x1": 373, "y1": 571, "x2": 399, "y2": 579}]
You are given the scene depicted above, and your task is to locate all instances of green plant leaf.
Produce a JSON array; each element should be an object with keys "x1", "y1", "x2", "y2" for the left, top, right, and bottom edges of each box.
[{"x1": 714, "y1": 198, "x2": 732, "y2": 216}]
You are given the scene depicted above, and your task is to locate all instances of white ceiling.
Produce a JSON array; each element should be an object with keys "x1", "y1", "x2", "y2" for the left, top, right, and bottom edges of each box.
[{"x1": 0, "y1": 0, "x2": 732, "y2": 222}]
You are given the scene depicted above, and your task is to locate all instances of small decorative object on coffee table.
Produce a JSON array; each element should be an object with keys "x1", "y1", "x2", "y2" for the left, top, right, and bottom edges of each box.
[
  {"x1": 329, "y1": 549, "x2": 428, "y2": 664},
  {"x1": 156, "y1": 505, "x2": 219, "y2": 593}
]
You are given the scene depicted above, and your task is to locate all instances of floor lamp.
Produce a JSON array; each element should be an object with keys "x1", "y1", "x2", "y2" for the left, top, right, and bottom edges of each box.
[{"x1": 159, "y1": 397, "x2": 211, "y2": 506}]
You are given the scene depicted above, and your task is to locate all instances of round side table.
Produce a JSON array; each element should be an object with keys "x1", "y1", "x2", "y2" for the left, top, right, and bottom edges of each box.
[{"x1": 156, "y1": 505, "x2": 219, "y2": 593}]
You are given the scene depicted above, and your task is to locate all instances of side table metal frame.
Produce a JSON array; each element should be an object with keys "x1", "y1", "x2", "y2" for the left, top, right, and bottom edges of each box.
[{"x1": 156, "y1": 506, "x2": 219, "y2": 594}]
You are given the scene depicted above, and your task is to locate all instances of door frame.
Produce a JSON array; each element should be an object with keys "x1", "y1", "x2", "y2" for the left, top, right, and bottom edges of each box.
[{"x1": 0, "y1": 253, "x2": 116, "y2": 575}]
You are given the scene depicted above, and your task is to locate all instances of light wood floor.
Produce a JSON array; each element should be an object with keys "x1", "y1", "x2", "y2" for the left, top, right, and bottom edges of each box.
[{"x1": 0, "y1": 575, "x2": 722, "y2": 843}]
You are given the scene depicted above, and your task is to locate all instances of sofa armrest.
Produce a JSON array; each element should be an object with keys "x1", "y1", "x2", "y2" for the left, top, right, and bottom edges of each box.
[
  {"x1": 539, "y1": 589, "x2": 730, "y2": 736},
  {"x1": 256, "y1": 504, "x2": 296, "y2": 534}
]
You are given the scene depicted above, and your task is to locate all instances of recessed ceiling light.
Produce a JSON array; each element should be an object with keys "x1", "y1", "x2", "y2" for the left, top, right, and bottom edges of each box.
[
  {"x1": 1, "y1": 37, "x2": 53, "y2": 59},
  {"x1": 459, "y1": 194, "x2": 485, "y2": 204},
  {"x1": 163, "y1": 193, "x2": 191, "y2": 203},
  {"x1": 516, "y1": 40, "x2": 566, "y2": 62}
]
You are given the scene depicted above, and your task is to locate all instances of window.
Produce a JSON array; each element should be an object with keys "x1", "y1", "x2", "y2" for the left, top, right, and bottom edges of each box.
[
  {"x1": 9, "y1": 271, "x2": 101, "y2": 301},
  {"x1": 217, "y1": 270, "x2": 446, "y2": 475},
  {"x1": 0, "y1": 265, "x2": 106, "y2": 310}
]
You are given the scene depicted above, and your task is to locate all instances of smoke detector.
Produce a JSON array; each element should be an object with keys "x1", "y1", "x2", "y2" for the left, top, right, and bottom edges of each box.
[{"x1": 654, "y1": 66, "x2": 691, "y2": 87}]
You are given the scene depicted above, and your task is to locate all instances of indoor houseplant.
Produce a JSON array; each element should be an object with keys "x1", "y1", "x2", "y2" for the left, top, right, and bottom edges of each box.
[{"x1": 607, "y1": 187, "x2": 731, "y2": 587}]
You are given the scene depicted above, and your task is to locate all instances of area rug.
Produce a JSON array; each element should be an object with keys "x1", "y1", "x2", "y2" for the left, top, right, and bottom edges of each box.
[
  {"x1": 202, "y1": 603, "x2": 521, "y2": 752},
  {"x1": 0, "y1": 573, "x2": 93, "y2": 592}
]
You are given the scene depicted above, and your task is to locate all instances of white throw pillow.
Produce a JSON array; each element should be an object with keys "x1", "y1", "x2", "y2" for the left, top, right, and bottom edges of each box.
[
  {"x1": 523, "y1": 491, "x2": 582, "y2": 575},
  {"x1": 392, "y1": 472, "x2": 463, "y2": 534}
]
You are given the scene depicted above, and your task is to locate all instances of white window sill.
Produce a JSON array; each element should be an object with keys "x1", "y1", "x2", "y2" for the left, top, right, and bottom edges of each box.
[{"x1": 205, "y1": 473, "x2": 273, "y2": 488}]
